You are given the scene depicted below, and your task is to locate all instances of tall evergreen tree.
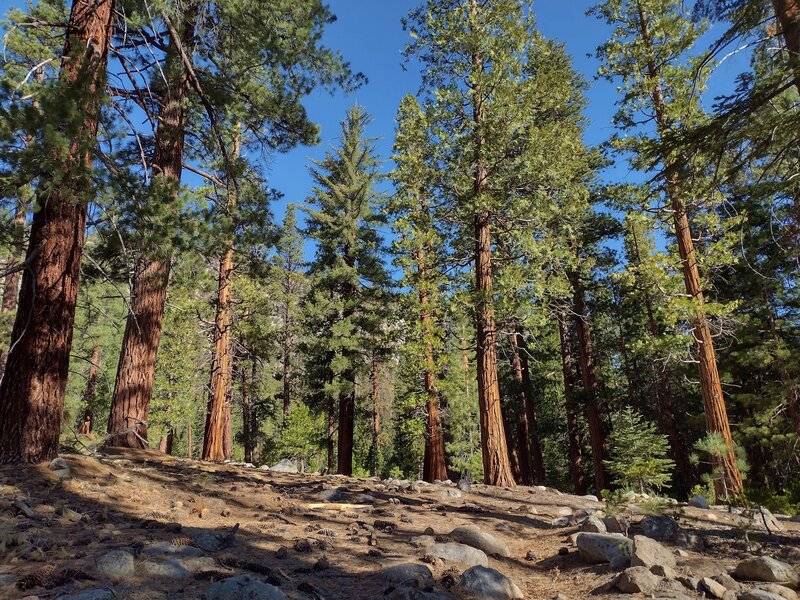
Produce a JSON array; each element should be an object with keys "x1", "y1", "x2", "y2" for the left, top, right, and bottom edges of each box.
[{"x1": 304, "y1": 106, "x2": 390, "y2": 476}]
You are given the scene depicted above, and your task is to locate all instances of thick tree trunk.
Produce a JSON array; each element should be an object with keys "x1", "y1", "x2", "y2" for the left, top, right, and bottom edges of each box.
[
  {"x1": 282, "y1": 301, "x2": 292, "y2": 417},
  {"x1": 337, "y1": 383, "x2": 355, "y2": 476},
  {"x1": 773, "y1": 0, "x2": 800, "y2": 86},
  {"x1": 159, "y1": 428, "x2": 174, "y2": 454},
  {"x1": 501, "y1": 402, "x2": 523, "y2": 484},
  {"x1": 570, "y1": 274, "x2": 608, "y2": 492},
  {"x1": 510, "y1": 332, "x2": 545, "y2": 484},
  {"x1": 558, "y1": 312, "x2": 586, "y2": 495},
  {"x1": 203, "y1": 133, "x2": 239, "y2": 463},
  {"x1": 0, "y1": 0, "x2": 114, "y2": 464},
  {"x1": 107, "y1": 12, "x2": 195, "y2": 449},
  {"x1": 636, "y1": 0, "x2": 743, "y2": 496},
  {"x1": 371, "y1": 355, "x2": 380, "y2": 476}
]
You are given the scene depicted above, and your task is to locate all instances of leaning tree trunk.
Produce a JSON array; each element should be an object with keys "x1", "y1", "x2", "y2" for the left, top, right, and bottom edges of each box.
[
  {"x1": 0, "y1": 0, "x2": 114, "y2": 464},
  {"x1": 107, "y1": 11, "x2": 195, "y2": 449},
  {"x1": 570, "y1": 273, "x2": 608, "y2": 492},
  {"x1": 558, "y1": 312, "x2": 586, "y2": 495},
  {"x1": 203, "y1": 133, "x2": 240, "y2": 463},
  {"x1": 635, "y1": 0, "x2": 743, "y2": 494}
]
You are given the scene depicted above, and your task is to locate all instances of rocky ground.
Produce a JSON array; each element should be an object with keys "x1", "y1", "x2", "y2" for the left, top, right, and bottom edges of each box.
[{"x1": 0, "y1": 449, "x2": 798, "y2": 600}]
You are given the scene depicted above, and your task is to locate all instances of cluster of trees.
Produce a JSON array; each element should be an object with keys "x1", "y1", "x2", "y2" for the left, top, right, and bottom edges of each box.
[{"x1": 0, "y1": 0, "x2": 798, "y2": 509}]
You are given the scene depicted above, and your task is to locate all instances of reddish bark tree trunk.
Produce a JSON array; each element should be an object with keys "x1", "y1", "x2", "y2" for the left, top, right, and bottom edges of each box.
[
  {"x1": 327, "y1": 397, "x2": 335, "y2": 474},
  {"x1": 107, "y1": 12, "x2": 195, "y2": 449},
  {"x1": 79, "y1": 345, "x2": 101, "y2": 435},
  {"x1": 468, "y1": 0, "x2": 514, "y2": 487},
  {"x1": 502, "y1": 402, "x2": 523, "y2": 484},
  {"x1": 0, "y1": 0, "x2": 114, "y2": 464},
  {"x1": 570, "y1": 274, "x2": 608, "y2": 492},
  {"x1": 282, "y1": 300, "x2": 293, "y2": 417},
  {"x1": 159, "y1": 428, "x2": 174, "y2": 454},
  {"x1": 186, "y1": 421, "x2": 193, "y2": 459},
  {"x1": 203, "y1": 132, "x2": 239, "y2": 463},
  {"x1": 240, "y1": 355, "x2": 255, "y2": 464},
  {"x1": 558, "y1": 312, "x2": 586, "y2": 495},
  {"x1": 634, "y1": 0, "x2": 743, "y2": 495},
  {"x1": 371, "y1": 355, "x2": 380, "y2": 476},
  {"x1": 773, "y1": 0, "x2": 800, "y2": 87}
]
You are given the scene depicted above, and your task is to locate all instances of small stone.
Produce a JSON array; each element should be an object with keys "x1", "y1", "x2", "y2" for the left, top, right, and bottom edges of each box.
[
  {"x1": 440, "y1": 488, "x2": 462, "y2": 499},
  {"x1": 640, "y1": 515, "x2": 679, "y2": 541},
  {"x1": 701, "y1": 577, "x2": 729, "y2": 598},
  {"x1": 678, "y1": 575, "x2": 700, "y2": 592},
  {"x1": 58, "y1": 506, "x2": 82, "y2": 522},
  {"x1": 275, "y1": 547, "x2": 288, "y2": 559},
  {"x1": 604, "y1": 515, "x2": 631, "y2": 535},
  {"x1": 142, "y1": 542, "x2": 204, "y2": 559},
  {"x1": 738, "y1": 591, "x2": 787, "y2": 600},
  {"x1": 425, "y1": 543, "x2": 488, "y2": 568},
  {"x1": 735, "y1": 557, "x2": 799, "y2": 588},
  {"x1": 615, "y1": 566, "x2": 662, "y2": 595},
  {"x1": 411, "y1": 535, "x2": 436, "y2": 548},
  {"x1": 319, "y1": 488, "x2": 343, "y2": 502},
  {"x1": 555, "y1": 507, "x2": 574, "y2": 517},
  {"x1": 551, "y1": 516, "x2": 572, "y2": 528},
  {"x1": 61, "y1": 591, "x2": 115, "y2": 600},
  {"x1": 581, "y1": 515, "x2": 607, "y2": 533},
  {"x1": 460, "y1": 566, "x2": 524, "y2": 599},
  {"x1": 583, "y1": 495, "x2": 600, "y2": 502},
  {"x1": 754, "y1": 508, "x2": 783, "y2": 533},
  {"x1": 221, "y1": 508, "x2": 231, "y2": 517},
  {"x1": 381, "y1": 563, "x2": 435, "y2": 590},
  {"x1": 651, "y1": 565, "x2": 678, "y2": 579},
  {"x1": 202, "y1": 574, "x2": 288, "y2": 599},
  {"x1": 715, "y1": 574, "x2": 742, "y2": 591},
  {"x1": 192, "y1": 532, "x2": 222, "y2": 552},
  {"x1": 689, "y1": 496, "x2": 710, "y2": 509},
  {"x1": 95, "y1": 549, "x2": 135, "y2": 579},
  {"x1": 423, "y1": 527, "x2": 435, "y2": 536},
  {"x1": 199, "y1": 507, "x2": 211, "y2": 519},
  {"x1": 49, "y1": 457, "x2": 71, "y2": 479},
  {"x1": 575, "y1": 532, "x2": 633, "y2": 564},
  {"x1": 631, "y1": 535, "x2": 676, "y2": 569}
]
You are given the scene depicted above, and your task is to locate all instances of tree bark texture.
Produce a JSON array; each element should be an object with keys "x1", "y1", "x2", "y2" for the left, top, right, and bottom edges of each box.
[
  {"x1": 510, "y1": 332, "x2": 545, "y2": 484},
  {"x1": 0, "y1": 0, "x2": 114, "y2": 464}
]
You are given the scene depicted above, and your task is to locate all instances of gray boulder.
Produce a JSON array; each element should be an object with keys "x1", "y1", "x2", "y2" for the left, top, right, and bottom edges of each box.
[
  {"x1": 735, "y1": 557, "x2": 799, "y2": 588},
  {"x1": 449, "y1": 525, "x2": 511, "y2": 557},
  {"x1": 700, "y1": 577, "x2": 728, "y2": 599},
  {"x1": 381, "y1": 563, "x2": 435, "y2": 590},
  {"x1": 460, "y1": 566, "x2": 524, "y2": 599},
  {"x1": 605, "y1": 515, "x2": 631, "y2": 535},
  {"x1": 140, "y1": 558, "x2": 192, "y2": 579},
  {"x1": 95, "y1": 549, "x2": 135, "y2": 579},
  {"x1": 581, "y1": 515, "x2": 607, "y2": 533},
  {"x1": 318, "y1": 487, "x2": 343, "y2": 502},
  {"x1": 616, "y1": 566, "x2": 662, "y2": 595},
  {"x1": 755, "y1": 584, "x2": 798, "y2": 600},
  {"x1": 689, "y1": 496, "x2": 710, "y2": 509},
  {"x1": 738, "y1": 591, "x2": 788, "y2": 600},
  {"x1": 426, "y1": 542, "x2": 488, "y2": 568},
  {"x1": 631, "y1": 535, "x2": 676, "y2": 569},
  {"x1": 61, "y1": 590, "x2": 116, "y2": 600},
  {"x1": 386, "y1": 589, "x2": 451, "y2": 600},
  {"x1": 268, "y1": 459, "x2": 298, "y2": 473},
  {"x1": 641, "y1": 515, "x2": 679, "y2": 541},
  {"x1": 576, "y1": 532, "x2": 633, "y2": 564},
  {"x1": 202, "y1": 575, "x2": 288, "y2": 600}
]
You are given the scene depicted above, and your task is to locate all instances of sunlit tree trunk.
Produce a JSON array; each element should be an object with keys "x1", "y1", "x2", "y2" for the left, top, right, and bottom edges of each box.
[{"x1": 0, "y1": 0, "x2": 114, "y2": 464}]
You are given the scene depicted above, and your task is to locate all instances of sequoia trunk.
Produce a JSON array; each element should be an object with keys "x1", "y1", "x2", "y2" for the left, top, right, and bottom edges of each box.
[{"x1": 0, "y1": 0, "x2": 114, "y2": 464}]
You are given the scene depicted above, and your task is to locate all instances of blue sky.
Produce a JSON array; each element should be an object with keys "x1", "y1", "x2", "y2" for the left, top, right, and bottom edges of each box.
[{"x1": 0, "y1": 0, "x2": 750, "y2": 232}]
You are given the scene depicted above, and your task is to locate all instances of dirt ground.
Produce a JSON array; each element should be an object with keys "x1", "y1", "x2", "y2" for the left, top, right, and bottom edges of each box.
[{"x1": 0, "y1": 449, "x2": 798, "y2": 599}]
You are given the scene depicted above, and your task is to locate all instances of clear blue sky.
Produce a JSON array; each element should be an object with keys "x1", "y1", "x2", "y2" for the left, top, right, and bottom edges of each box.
[{"x1": 0, "y1": 0, "x2": 748, "y2": 231}]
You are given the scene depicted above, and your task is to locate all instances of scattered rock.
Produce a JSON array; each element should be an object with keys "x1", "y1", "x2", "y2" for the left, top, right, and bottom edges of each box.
[
  {"x1": 319, "y1": 488, "x2": 343, "y2": 502},
  {"x1": 575, "y1": 532, "x2": 633, "y2": 564},
  {"x1": 555, "y1": 507, "x2": 574, "y2": 517},
  {"x1": 381, "y1": 563, "x2": 435, "y2": 590},
  {"x1": 95, "y1": 549, "x2": 135, "y2": 579},
  {"x1": 735, "y1": 557, "x2": 799, "y2": 588},
  {"x1": 48, "y1": 457, "x2": 71, "y2": 479},
  {"x1": 440, "y1": 488, "x2": 462, "y2": 499},
  {"x1": 449, "y1": 525, "x2": 510, "y2": 557},
  {"x1": 738, "y1": 590, "x2": 787, "y2": 600},
  {"x1": 425, "y1": 543, "x2": 488, "y2": 568},
  {"x1": 677, "y1": 576, "x2": 700, "y2": 592},
  {"x1": 142, "y1": 542, "x2": 205, "y2": 559},
  {"x1": 651, "y1": 565, "x2": 678, "y2": 579},
  {"x1": 202, "y1": 575, "x2": 288, "y2": 599},
  {"x1": 581, "y1": 515, "x2": 607, "y2": 533},
  {"x1": 715, "y1": 574, "x2": 742, "y2": 591},
  {"x1": 192, "y1": 531, "x2": 222, "y2": 552},
  {"x1": 604, "y1": 515, "x2": 631, "y2": 535},
  {"x1": 631, "y1": 535, "x2": 676, "y2": 569},
  {"x1": 754, "y1": 508, "x2": 783, "y2": 533},
  {"x1": 689, "y1": 496, "x2": 710, "y2": 509},
  {"x1": 274, "y1": 547, "x2": 287, "y2": 559},
  {"x1": 61, "y1": 590, "x2": 115, "y2": 600},
  {"x1": 199, "y1": 507, "x2": 211, "y2": 519},
  {"x1": 460, "y1": 566, "x2": 524, "y2": 599},
  {"x1": 551, "y1": 516, "x2": 572, "y2": 528},
  {"x1": 583, "y1": 495, "x2": 599, "y2": 502},
  {"x1": 268, "y1": 459, "x2": 299, "y2": 474},
  {"x1": 140, "y1": 558, "x2": 192, "y2": 579},
  {"x1": 755, "y1": 584, "x2": 798, "y2": 600},
  {"x1": 640, "y1": 515, "x2": 679, "y2": 541},
  {"x1": 615, "y1": 566, "x2": 662, "y2": 595},
  {"x1": 386, "y1": 588, "x2": 451, "y2": 600},
  {"x1": 701, "y1": 577, "x2": 729, "y2": 598}
]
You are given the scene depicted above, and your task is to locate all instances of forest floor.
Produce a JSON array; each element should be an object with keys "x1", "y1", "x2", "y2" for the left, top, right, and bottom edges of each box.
[{"x1": 0, "y1": 449, "x2": 799, "y2": 600}]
